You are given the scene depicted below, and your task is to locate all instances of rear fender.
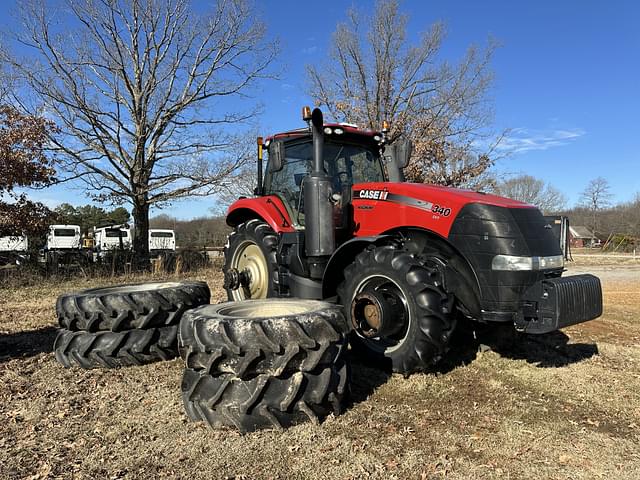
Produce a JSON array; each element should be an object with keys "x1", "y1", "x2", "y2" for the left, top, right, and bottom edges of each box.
[
  {"x1": 390, "y1": 227, "x2": 482, "y2": 318},
  {"x1": 322, "y1": 235, "x2": 392, "y2": 299},
  {"x1": 226, "y1": 196, "x2": 295, "y2": 233}
]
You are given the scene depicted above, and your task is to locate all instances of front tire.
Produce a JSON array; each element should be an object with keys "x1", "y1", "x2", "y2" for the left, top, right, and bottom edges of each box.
[
  {"x1": 223, "y1": 219, "x2": 281, "y2": 300},
  {"x1": 337, "y1": 245, "x2": 456, "y2": 375}
]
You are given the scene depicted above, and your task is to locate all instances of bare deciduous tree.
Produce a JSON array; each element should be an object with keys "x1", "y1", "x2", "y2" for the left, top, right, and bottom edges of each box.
[
  {"x1": 211, "y1": 131, "x2": 260, "y2": 211},
  {"x1": 579, "y1": 177, "x2": 613, "y2": 236},
  {"x1": 495, "y1": 174, "x2": 567, "y2": 214},
  {"x1": 307, "y1": 0, "x2": 502, "y2": 188},
  {"x1": 4, "y1": 0, "x2": 277, "y2": 256}
]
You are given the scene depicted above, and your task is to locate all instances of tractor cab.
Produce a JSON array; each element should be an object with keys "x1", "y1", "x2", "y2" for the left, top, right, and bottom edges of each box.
[
  {"x1": 262, "y1": 127, "x2": 385, "y2": 229},
  {"x1": 257, "y1": 107, "x2": 411, "y2": 233}
]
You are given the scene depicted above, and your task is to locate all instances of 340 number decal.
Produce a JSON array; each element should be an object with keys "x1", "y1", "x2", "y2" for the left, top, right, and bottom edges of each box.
[{"x1": 431, "y1": 204, "x2": 451, "y2": 217}]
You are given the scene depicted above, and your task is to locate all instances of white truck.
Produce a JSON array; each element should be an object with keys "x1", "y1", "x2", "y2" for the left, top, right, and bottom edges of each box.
[
  {"x1": 149, "y1": 229, "x2": 176, "y2": 253},
  {"x1": 0, "y1": 234, "x2": 28, "y2": 252},
  {"x1": 43, "y1": 225, "x2": 89, "y2": 265},
  {"x1": 0, "y1": 234, "x2": 29, "y2": 266},
  {"x1": 93, "y1": 225, "x2": 132, "y2": 255},
  {"x1": 46, "y1": 225, "x2": 81, "y2": 251}
]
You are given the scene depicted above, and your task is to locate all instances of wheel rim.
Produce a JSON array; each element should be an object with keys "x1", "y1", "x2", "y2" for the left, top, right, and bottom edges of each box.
[
  {"x1": 230, "y1": 240, "x2": 269, "y2": 300},
  {"x1": 351, "y1": 274, "x2": 411, "y2": 353}
]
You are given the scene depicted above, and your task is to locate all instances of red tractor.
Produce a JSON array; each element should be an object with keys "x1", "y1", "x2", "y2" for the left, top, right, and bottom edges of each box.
[{"x1": 223, "y1": 107, "x2": 602, "y2": 375}]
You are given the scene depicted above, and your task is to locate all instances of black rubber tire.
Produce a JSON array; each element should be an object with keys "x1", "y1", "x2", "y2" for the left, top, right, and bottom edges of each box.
[
  {"x1": 223, "y1": 219, "x2": 283, "y2": 300},
  {"x1": 54, "y1": 325, "x2": 178, "y2": 369},
  {"x1": 178, "y1": 299, "x2": 349, "y2": 378},
  {"x1": 181, "y1": 361, "x2": 349, "y2": 433},
  {"x1": 337, "y1": 245, "x2": 456, "y2": 375},
  {"x1": 56, "y1": 281, "x2": 210, "y2": 332}
]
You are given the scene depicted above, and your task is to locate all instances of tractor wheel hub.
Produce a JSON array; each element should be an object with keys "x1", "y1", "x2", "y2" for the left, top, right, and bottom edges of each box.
[
  {"x1": 351, "y1": 290, "x2": 403, "y2": 338},
  {"x1": 223, "y1": 268, "x2": 251, "y2": 290}
]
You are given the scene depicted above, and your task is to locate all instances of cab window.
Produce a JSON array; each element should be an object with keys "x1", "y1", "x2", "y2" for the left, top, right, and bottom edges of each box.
[{"x1": 264, "y1": 140, "x2": 384, "y2": 224}]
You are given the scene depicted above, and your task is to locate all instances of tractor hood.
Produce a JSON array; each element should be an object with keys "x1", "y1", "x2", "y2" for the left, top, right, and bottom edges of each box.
[
  {"x1": 353, "y1": 182, "x2": 532, "y2": 210},
  {"x1": 351, "y1": 181, "x2": 535, "y2": 238}
]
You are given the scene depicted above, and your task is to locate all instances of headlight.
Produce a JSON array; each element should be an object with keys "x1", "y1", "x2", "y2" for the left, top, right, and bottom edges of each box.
[
  {"x1": 491, "y1": 255, "x2": 534, "y2": 271},
  {"x1": 538, "y1": 255, "x2": 564, "y2": 269},
  {"x1": 492, "y1": 254, "x2": 564, "y2": 271}
]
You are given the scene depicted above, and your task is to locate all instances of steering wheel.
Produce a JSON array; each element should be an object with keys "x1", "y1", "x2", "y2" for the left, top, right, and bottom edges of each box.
[{"x1": 334, "y1": 171, "x2": 350, "y2": 190}]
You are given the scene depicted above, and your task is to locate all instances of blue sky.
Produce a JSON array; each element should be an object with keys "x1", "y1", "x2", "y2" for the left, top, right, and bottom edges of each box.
[{"x1": 4, "y1": 0, "x2": 639, "y2": 218}]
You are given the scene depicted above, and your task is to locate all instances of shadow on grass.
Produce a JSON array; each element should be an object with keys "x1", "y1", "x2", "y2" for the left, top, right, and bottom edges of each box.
[
  {"x1": 346, "y1": 352, "x2": 392, "y2": 405},
  {"x1": 0, "y1": 326, "x2": 57, "y2": 363},
  {"x1": 437, "y1": 320, "x2": 599, "y2": 373},
  {"x1": 346, "y1": 319, "x2": 599, "y2": 395}
]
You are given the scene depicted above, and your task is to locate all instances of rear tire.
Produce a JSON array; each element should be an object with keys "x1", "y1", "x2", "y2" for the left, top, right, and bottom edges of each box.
[
  {"x1": 56, "y1": 281, "x2": 210, "y2": 332},
  {"x1": 54, "y1": 325, "x2": 178, "y2": 369},
  {"x1": 223, "y1": 219, "x2": 282, "y2": 300},
  {"x1": 181, "y1": 361, "x2": 349, "y2": 433},
  {"x1": 178, "y1": 299, "x2": 349, "y2": 378},
  {"x1": 337, "y1": 245, "x2": 456, "y2": 375}
]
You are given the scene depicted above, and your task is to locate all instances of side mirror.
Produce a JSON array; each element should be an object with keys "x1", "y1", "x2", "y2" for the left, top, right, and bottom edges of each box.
[
  {"x1": 269, "y1": 141, "x2": 285, "y2": 172},
  {"x1": 392, "y1": 140, "x2": 412, "y2": 168}
]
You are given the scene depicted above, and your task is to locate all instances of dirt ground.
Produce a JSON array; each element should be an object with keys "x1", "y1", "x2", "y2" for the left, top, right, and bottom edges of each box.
[{"x1": 1, "y1": 257, "x2": 639, "y2": 480}]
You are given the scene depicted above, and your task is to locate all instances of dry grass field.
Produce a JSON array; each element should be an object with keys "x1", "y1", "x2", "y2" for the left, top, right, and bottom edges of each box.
[{"x1": 1, "y1": 257, "x2": 639, "y2": 479}]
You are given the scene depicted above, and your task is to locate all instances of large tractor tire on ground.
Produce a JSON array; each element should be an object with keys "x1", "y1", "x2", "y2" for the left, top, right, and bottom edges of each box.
[
  {"x1": 56, "y1": 281, "x2": 210, "y2": 332},
  {"x1": 181, "y1": 361, "x2": 349, "y2": 433},
  {"x1": 54, "y1": 325, "x2": 178, "y2": 369},
  {"x1": 179, "y1": 300, "x2": 349, "y2": 378},
  {"x1": 337, "y1": 245, "x2": 456, "y2": 375},
  {"x1": 223, "y1": 219, "x2": 282, "y2": 300}
]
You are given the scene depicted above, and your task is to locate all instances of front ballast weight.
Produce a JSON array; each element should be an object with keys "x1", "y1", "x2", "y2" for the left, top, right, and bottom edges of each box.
[{"x1": 515, "y1": 274, "x2": 603, "y2": 334}]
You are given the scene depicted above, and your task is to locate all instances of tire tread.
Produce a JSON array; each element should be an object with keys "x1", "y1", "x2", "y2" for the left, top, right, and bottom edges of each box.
[
  {"x1": 178, "y1": 302, "x2": 349, "y2": 378},
  {"x1": 56, "y1": 281, "x2": 210, "y2": 332},
  {"x1": 54, "y1": 325, "x2": 178, "y2": 369},
  {"x1": 181, "y1": 361, "x2": 349, "y2": 433}
]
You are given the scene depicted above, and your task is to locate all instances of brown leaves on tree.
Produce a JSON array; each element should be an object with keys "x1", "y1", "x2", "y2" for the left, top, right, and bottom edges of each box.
[
  {"x1": 0, "y1": 105, "x2": 57, "y2": 236},
  {"x1": 0, "y1": 195, "x2": 56, "y2": 237},
  {"x1": 0, "y1": 106, "x2": 56, "y2": 192},
  {"x1": 307, "y1": 0, "x2": 503, "y2": 189},
  {"x1": 406, "y1": 133, "x2": 496, "y2": 188}
]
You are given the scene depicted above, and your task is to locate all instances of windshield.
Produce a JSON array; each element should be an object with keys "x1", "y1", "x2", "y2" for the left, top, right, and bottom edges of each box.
[
  {"x1": 53, "y1": 228, "x2": 77, "y2": 237},
  {"x1": 264, "y1": 140, "x2": 384, "y2": 226},
  {"x1": 105, "y1": 230, "x2": 128, "y2": 238},
  {"x1": 265, "y1": 140, "x2": 384, "y2": 196}
]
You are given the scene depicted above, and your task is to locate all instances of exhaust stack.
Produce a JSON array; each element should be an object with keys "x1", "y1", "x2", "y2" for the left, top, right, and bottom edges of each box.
[{"x1": 303, "y1": 108, "x2": 335, "y2": 278}]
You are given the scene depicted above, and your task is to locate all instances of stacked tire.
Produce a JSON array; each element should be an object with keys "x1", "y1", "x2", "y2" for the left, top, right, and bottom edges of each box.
[
  {"x1": 178, "y1": 299, "x2": 351, "y2": 433},
  {"x1": 54, "y1": 281, "x2": 210, "y2": 369}
]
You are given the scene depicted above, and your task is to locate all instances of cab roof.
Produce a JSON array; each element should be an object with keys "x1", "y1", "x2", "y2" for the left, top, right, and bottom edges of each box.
[{"x1": 266, "y1": 123, "x2": 382, "y2": 143}]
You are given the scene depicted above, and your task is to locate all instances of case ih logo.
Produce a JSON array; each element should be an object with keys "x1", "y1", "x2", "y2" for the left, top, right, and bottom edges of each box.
[{"x1": 357, "y1": 189, "x2": 389, "y2": 200}]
